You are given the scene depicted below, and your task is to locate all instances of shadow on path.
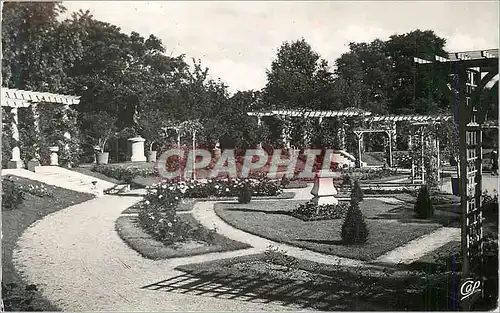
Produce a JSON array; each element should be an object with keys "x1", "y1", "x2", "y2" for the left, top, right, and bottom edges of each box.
[{"x1": 141, "y1": 272, "x2": 391, "y2": 311}]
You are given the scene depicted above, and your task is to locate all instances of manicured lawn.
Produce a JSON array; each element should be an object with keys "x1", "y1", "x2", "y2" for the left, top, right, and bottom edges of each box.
[
  {"x1": 173, "y1": 252, "x2": 442, "y2": 311},
  {"x1": 2, "y1": 176, "x2": 95, "y2": 311},
  {"x1": 70, "y1": 166, "x2": 125, "y2": 185},
  {"x1": 214, "y1": 200, "x2": 441, "y2": 261},
  {"x1": 115, "y1": 214, "x2": 251, "y2": 260},
  {"x1": 283, "y1": 180, "x2": 308, "y2": 189},
  {"x1": 375, "y1": 203, "x2": 462, "y2": 227}
]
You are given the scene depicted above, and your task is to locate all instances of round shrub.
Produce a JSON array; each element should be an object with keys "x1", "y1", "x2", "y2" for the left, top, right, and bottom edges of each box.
[
  {"x1": 2, "y1": 178, "x2": 25, "y2": 211},
  {"x1": 292, "y1": 200, "x2": 349, "y2": 221},
  {"x1": 342, "y1": 173, "x2": 352, "y2": 187},
  {"x1": 280, "y1": 174, "x2": 291, "y2": 187},
  {"x1": 341, "y1": 201, "x2": 369, "y2": 244},
  {"x1": 414, "y1": 185, "x2": 434, "y2": 219}
]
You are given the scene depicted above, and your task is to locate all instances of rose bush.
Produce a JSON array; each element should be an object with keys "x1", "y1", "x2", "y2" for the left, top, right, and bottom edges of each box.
[
  {"x1": 137, "y1": 176, "x2": 282, "y2": 245},
  {"x1": 144, "y1": 176, "x2": 282, "y2": 199},
  {"x1": 292, "y1": 200, "x2": 350, "y2": 221}
]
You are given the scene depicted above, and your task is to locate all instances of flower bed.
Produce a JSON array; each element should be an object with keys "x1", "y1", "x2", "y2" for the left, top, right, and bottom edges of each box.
[
  {"x1": 145, "y1": 177, "x2": 282, "y2": 200},
  {"x1": 136, "y1": 176, "x2": 282, "y2": 247},
  {"x1": 340, "y1": 168, "x2": 404, "y2": 184},
  {"x1": 117, "y1": 215, "x2": 251, "y2": 259},
  {"x1": 291, "y1": 200, "x2": 350, "y2": 221},
  {"x1": 2, "y1": 176, "x2": 55, "y2": 210}
]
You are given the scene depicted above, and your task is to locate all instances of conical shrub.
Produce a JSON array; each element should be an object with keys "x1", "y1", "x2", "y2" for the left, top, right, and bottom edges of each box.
[
  {"x1": 341, "y1": 201, "x2": 369, "y2": 244},
  {"x1": 350, "y1": 179, "x2": 364, "y2": 204},
  {"x1": 238, "y1": 182, "x2": 252, "y2": 204},
  {"x1": 414, "y1": 184, "x2": 434, "y2": 219}
]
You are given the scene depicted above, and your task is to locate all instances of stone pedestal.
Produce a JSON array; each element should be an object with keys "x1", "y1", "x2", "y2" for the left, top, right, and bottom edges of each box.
[
  {"x1": 128, "y1": 137, "x2": 146, "y2": 162},
  {"x1": 8, "y1": 159, "x2": 24, "y2": 169},
  {"x1": 27, "y1": 159, "x2": 41, "y2": 172},
  {"x1": 310, "y1": 174, "x2": 338, "y2": 205},
  {"x1": 49, "y1": 146, "x2": 59, "y2": 166},
  {"x1": 8, "y1": 146, "x2": 24, "y2": 168}
]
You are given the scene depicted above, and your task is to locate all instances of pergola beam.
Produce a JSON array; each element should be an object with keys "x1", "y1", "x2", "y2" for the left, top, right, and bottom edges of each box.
[{"x1": 1, "y1": 88, "x2": 81, "y2": 105}]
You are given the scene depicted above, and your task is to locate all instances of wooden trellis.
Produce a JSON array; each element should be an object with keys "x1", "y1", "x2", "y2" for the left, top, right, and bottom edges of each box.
[
  {"x1": 414, "y1": 49, "x2": 498, "y2": 305},
  {"x1": 353, "y1": 128, "x2": 393, "y2": 167}
]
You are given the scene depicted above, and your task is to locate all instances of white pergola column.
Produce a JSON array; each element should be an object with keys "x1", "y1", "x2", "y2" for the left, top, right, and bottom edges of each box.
[
  {"x1": 8, "y1": 107, "x2": 24, "y2": 169},
  {"x1": 281, "y1": 118, "x2": 291, "y2": 149},
  {"x1": 257, "y1": 116, "x2": 262, "y2": 148},
  {"x1": 63, "y1": 106, "x2": 71, "y2": 149},
  {"x1": 339, "y1": 118, "x2": 346, "y2": 150},
  {"x1": 354, "y1": 132, "x2": 363, "y2": 168},
  {"x1": 387, "y1": 131, "x2": 393, "y2": 167},
  {"x1": 436, "y1": 136, "x2": 441, "y2": 182},
  {"x1": 27, "y1": 105, "x2": 41, "y2": 171},
  {"x1": 391, "y1": 122, "x2": 397, "y2": 148}
]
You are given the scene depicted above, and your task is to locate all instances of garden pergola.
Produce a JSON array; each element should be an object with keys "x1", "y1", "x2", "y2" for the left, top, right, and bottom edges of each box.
[
  {"x1": 414, "y1": 49, "x2": 498, "y2": 303},
  {"x1": 247, "y1": 109, "x2": 451, "y2": 175},
  {"x1": 1, "y1": 87, "x2": 80, "y2": 169},
  {"x1": 161, "y1": 119, "x2": 203, "y2": 180}
]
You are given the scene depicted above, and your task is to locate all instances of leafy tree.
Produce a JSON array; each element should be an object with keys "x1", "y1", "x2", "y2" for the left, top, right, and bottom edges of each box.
[
  {"x1": 2, "y1": 2, "x2": 82, "y2": 91},
  {"x1": 333, "y1": 30, "x2": 449, "y2": 115},
  {"x1": 263, "y1": 38, "x2": 336, "y2": 110},
  {"x1": 80, "y1": 111, "x2": 118, "y2": 153},
  {"x1": 384, "y1": 29, "x2": 449, "y2": 114},
  {"x1": 211, "y1": 90, "x2": 270, "y2": 150},
  {"x1": 136, "y1": 108, "x2": 171, "y2": 151},
  {"x1": 335, "y1": 40, "x2": 392, "y2": 113}
]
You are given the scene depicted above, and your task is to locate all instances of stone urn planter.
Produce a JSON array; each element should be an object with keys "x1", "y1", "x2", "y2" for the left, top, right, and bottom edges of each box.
[
  {"x1": 96, "y1": 152, "x2": 109, "y2": 165},
  {"x1": 146, "y1": 150, "x2": 157, "y2": 163}
]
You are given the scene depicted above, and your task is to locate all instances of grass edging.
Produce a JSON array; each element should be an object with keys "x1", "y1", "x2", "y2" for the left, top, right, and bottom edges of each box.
[{"x1": 115, "y1": 214, "x2": 252, "y2": 260}]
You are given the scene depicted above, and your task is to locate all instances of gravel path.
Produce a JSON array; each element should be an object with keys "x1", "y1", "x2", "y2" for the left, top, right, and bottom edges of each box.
[
  {"x1": 374, "y1": 227, "x2": 461, "y2": 264},
  {"x1": 12, "y1": 195, "x2": 302, "y2": 311}
]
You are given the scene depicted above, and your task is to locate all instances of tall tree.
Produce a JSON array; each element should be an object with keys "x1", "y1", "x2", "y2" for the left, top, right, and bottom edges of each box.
[
  {"x1": 384, "y1": 29, "x2": 449, "y2": 114},
  {"x1": 2, "y1": 2, "x2": 82, "y2": 91},
  {"x1": 335, "y1": 39, "x2": 392, "y2": 113},
  {"x1": 263, "y1": 38, "x2": 336, "y2": 110}
]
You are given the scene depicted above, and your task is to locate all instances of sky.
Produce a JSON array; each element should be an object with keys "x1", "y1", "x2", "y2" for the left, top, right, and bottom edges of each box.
[{"x1": 60, "y1": 1, "x2": 499, "y2": 94}]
